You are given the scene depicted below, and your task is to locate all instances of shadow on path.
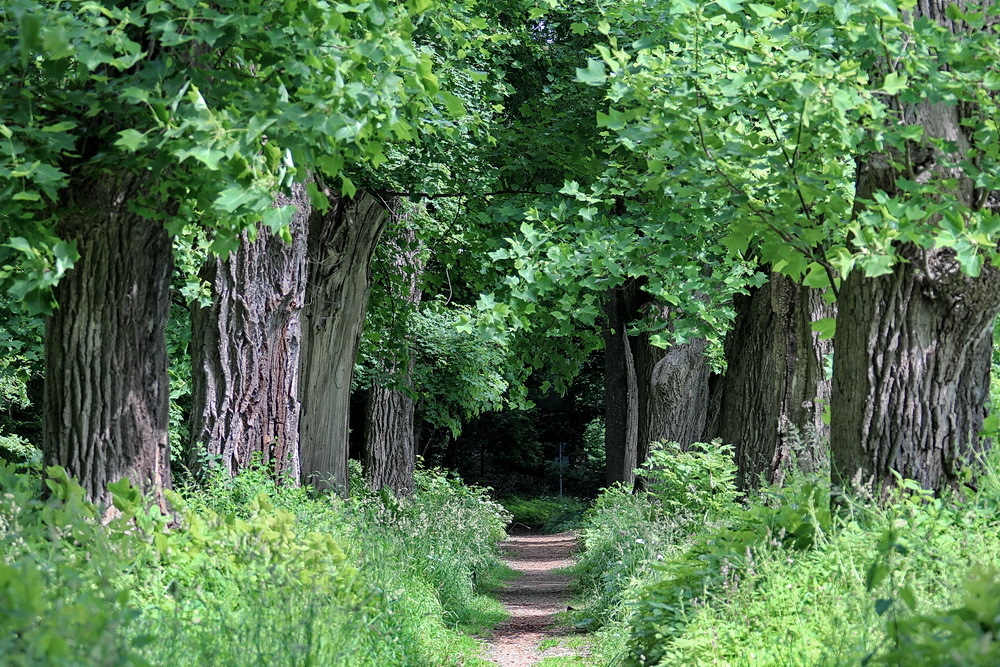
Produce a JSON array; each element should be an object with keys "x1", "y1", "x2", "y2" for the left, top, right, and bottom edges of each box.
[{"x1": 487, "y1": 531, "x2": 585, "y2": 666}]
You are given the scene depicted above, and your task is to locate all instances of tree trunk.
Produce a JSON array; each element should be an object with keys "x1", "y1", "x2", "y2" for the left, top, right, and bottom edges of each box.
[
  {"x1": 188, "y1": 185, "x2": 310, "y2": 480},
  {"x1": 364, "y1": 382, "x2": 417, "y2": 495},
  {"x1": 832, "y1": 247, "x2": 999, "y2": 492},
  {"x1": 603, "y1": 283, "x2": 639, "y2": 486},
  {"x1": 299, "y1": 191, "x2": 391, "y2": 493},
  {"x1": 44, "y1": 175, "x2": 172, "y2": 507},
  {"x1": 363, "y1": 216, "x2": 424, "y2": 496},
  {"x1": 709, "y1": 273, "x2": 834, "y2": 489},
  {"x1": 831, "y1": 0, "x2": 1000, "y2": 492},
  {"x1": 633, "y1": 325, "x2": 711, "y2": 464}
]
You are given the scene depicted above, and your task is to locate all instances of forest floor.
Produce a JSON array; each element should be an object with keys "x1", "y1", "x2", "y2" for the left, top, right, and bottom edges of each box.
[{"x1": 486, "y1": 530, "x2": 589, "y2": 666}]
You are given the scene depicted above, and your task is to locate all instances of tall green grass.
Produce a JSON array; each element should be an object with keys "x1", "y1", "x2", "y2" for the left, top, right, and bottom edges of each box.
[
  {"x1": 574, "y1": 442, "x2": 1000, "y2": 666},
  {"x1": 0, "y1": 459, "x2": 511, "y2": 666}
]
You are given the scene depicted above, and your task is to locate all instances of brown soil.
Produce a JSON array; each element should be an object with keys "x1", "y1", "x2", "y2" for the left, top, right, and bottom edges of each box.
[{"x1": 487, "y1": 530, "x2": 585, "y2": 666}]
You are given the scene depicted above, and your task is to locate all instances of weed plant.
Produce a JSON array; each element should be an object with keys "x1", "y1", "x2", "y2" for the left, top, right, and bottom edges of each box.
[
  {"x1": 0, "y1": 458, "x2": 511, "y2": 666},
  {"x1": 573, "y1": 442, "x2": 1000, "y2": 666}
]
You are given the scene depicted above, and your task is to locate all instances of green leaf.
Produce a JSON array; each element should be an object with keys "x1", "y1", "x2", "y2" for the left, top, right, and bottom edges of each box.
[
  {"x1": 214, "y1": 186, "x2": 255, "y2": 213},
  {"x1": 882, "y1": 72, "x2": 908, "y2": 95},
  {"x1": 575, "y1": 59, "x2": 607, "y2": 87},
  {"x1": 176, "y1": 145, "x2": 226, "y2": 170},
  {"x1": 114, "y1": 129, "x2": 148, "y2": 152},
  {"x1": 861, "y1": 254, "x2": 896, "y2": 277},
  {"x1": 20, "y1": 13, "x2": 43, "y2": 67},
  {"x1": 833, "y1": 0, "x2": 853, "y2": 22},
  {"x1": 42, "y1": 25, "x2": 74, "y2": 60},
  {"x1": 899, "y1": 587, "x2": 917, "y2": 611},
  {"x1": 262, "y1": 205, "x2": 295, "y2": 234},
  {"x1": 5, "y1": 237, "x2": 34, "y2": 254},
  {"x1": 866, "y1": 562, "x2": 889, "y2": 591},
  {"x1": 439, "y1": 91, "x2": 466, "y2": 117},
  {"x1": 748, "y1": 2, "x2": 777, "y2": 16},
  {"x1": 714, "y1": 0, "x2": 743, "y2": 13},
  {"x1": 811, "y1": 317, "x2": 836, "y2": 340},
  {"x1": 41, "y1": 121, "x2": 78, "y2": 133},
  {"x1": 802, "y1": 262, "x2": 830, "y2": 288},
  {"x1": 341, "y1": 175, "x2": 357, "y2": 198},
  {"x1": 874, "y1": 598, "x2": 893, "y2": 616}
]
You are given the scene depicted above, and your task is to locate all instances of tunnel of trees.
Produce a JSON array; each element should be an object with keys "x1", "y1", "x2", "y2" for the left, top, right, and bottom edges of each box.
[{"x1": 2, "y1": 0, "x2": 999, "y2": 507}]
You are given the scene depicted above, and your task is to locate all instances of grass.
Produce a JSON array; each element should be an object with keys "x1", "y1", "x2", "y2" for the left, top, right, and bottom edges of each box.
[
  {"x1": 571, "y1": 443, "x2": 1000, "y2": 666},
  {"x1": 0, "y1": 459, "x2": 514, "y2": 666},
  {"x1": 501, "y1": 494, "x2": 589, "y2": 532}
]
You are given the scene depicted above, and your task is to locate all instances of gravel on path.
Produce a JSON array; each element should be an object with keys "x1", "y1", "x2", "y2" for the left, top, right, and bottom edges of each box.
[{"x1": 487, "y1": 531, "x2": 585, "y2": 666}]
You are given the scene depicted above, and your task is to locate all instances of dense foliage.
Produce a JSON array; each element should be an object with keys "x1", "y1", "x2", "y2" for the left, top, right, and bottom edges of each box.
[
  {"x1": 573, "y1": 442, "x2": 1000, "y2": 665},
  {"x1": 0, "y1": 462, "x2": 510, "y2": 666}
]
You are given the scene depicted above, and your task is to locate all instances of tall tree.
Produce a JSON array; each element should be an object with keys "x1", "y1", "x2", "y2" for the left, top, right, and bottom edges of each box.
[
  {"x1": 188, "y1": 185, "x2": 310, "y2": 479},
  {"x1": 585, "y1": 0, "x2": 1000, "y2": 491},
  {"x1": 44, "y1": 176, "x2": 172, "y2": 505},
  {"x1": 707, "y1": 274, "x2": 833, "y2": 488},
  {"x1": 299, "y1": 192, "x2": 392, "y2": 492},
  {"x1": 362, "y1": 209, "x2": 426, "y2": 495},
  {"x1": 602, "y1": 283, "x2": 640, "y2": 486},
  {"x1": 1, "y1": 0, "x2": 440, "y2": 501}
]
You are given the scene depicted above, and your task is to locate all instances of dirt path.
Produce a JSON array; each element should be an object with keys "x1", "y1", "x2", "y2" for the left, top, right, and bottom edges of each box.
[{"x1": 487, "y1": 530, "x2": 584, "y2": 666}]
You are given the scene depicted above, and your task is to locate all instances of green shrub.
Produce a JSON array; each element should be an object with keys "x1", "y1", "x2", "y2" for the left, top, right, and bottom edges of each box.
[
  {"x1": 639, "y1": 440, "x2": 739, "y2": 521},
  {"x1": 575, "y1": 450, "x2": 1000, "y2": 667},
  {"x1": 882, "y1": 567, "x2": 1000, "y2": 665},
  {"x1": 0, "y1": 460, "x2": 511, "y2": 666}
]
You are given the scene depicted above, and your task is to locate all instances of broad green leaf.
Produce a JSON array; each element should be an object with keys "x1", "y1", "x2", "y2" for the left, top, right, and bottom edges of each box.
[
  {"x1": 882, "y1": 72, "x2": 908, "y2": 95},
  {"x1": 802, "y1": 262, "x2": 831, "y2": 288},
  {"x1": 114, "y1": 129, "x2": 148, "y2": 152},
  {"x1": 439, "y1": 91, "x2": 466, "y2": 117},
  {"x1": 714, "y1": 0, "x2": 743, "y2": 13},
  {"x1": 575, "y1": 59, "x2": 607, "y2": 87},
  {"x1": 41, "y1": 121, "x2": 78, "y2": 133},
  {"x1": 748, "y1": 3, "x2": 777, "y2": 17},
  {"x1": 874, "y1": 598, "x2": 893, "y2": 616},
  {"x1": 811, "y1": 317, "x2": 836, "y2": 340},
  {"x1": 215, "y1": 186, "x2": 255, "y2": 213},
  {"x1": 866, "y1": 561, "x2": 889, "y2": 590}
]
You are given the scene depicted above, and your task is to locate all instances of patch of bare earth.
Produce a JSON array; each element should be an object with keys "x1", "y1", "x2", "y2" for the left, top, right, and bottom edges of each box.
[{"x1": 487, "y1": 530, "x2": 586, "y2": 666}]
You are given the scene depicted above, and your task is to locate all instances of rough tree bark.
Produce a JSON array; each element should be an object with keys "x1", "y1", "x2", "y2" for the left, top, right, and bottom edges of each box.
[
  {"x1": 188, "y1": 185, "x2": 310, "y2": 479},
  {"x1": 632, "y1": 311, "x2": 711, "y2": 466},
  {"x1": 44, "y1": 175, "x2": 172, "y2": 506},
  {"x1": 363, "y1": 213, "x2": 425, "y2": 496},
  {"x1": 831, "y1": 0, "x2": 1000, "y2": 492},
  {"x1": 707, "y1": 273, "x2": 833, "y2": 489},
  {"x1": 300, "y1": 191, "x2": 391, "y2": 493},
  {"x1": 603, "y1": 282, "x2": 639, "y2": 486},
  {"x1": 832, "y1": 247, "x2": 999, "y2": 491}
]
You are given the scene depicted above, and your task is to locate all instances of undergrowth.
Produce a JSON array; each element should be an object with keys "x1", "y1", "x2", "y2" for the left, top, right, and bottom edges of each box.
[
  {"x1": 573, "y1": 440, "x2": 1000, "y2": 666},
  {"x1": 0, "y1": 459, "x2": 511, "y2": 666},
  {"x1": 501, "y1": 494, "x2": 588, "y2": 533}
]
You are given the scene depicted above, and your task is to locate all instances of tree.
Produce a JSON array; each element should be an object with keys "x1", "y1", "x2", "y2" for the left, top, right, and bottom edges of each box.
[
  {"x1": 43, "y1": 176, "x2": 173, "y2": 504},
  {"x1": 1, "y1": 0, "x2": 440, "y2": 502},
  {"x1": 188, "y1": 185, "x2": 310, "y2": 479},
  {"x1": 583, "y1": 0, "x2": 1000, "y2": 491},
  {"x1": 362, "y1": 208, "x2": 426, "y2": 496},
  {"x1": 706, "y1": 273, "x2": 833, "y2": 488},
  {"x1": 602, "y1": 282, "x2": 640, "y2": 485}
]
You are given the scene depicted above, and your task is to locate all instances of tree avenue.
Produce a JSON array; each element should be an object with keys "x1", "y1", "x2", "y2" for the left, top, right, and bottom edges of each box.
[
  {"x1": 574, "y1": 0, "x2": 1000, "y2": 490},
  {"x1": 2, "y1": 0, "x2": 441, "y2": 504},
  {"x1": 2, "y1": 0, "x2": 998, "y2": 505}
]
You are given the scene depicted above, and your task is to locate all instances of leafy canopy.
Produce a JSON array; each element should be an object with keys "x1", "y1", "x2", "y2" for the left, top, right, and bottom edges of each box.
[{"x1": 1, "y1": 0, "x2": 448, "y2": 311}]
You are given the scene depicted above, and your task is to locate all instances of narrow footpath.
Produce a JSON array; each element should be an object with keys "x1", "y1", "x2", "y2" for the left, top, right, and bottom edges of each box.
[{"x1": 487, "y1": 531, "x2": 585, "y2": 666}]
